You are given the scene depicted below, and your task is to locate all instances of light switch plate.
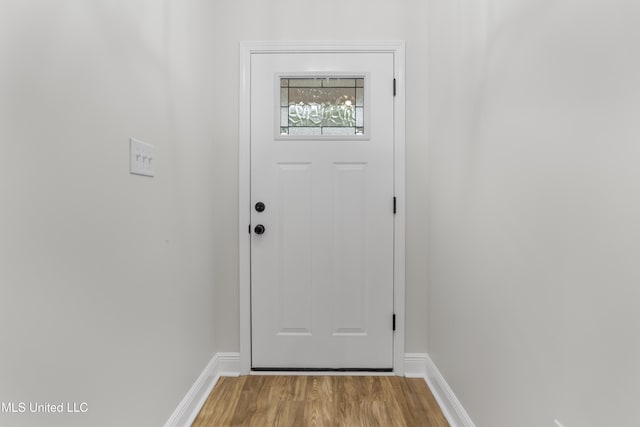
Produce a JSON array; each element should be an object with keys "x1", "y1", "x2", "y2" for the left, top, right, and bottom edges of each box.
[{"x1": 130, "y1": 138, "x2": 155, "y2": 177}]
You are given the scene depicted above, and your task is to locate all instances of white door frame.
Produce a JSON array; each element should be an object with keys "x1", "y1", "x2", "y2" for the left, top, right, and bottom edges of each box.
[{"x1": 239, "y1": 40, "x2": 406, "y2": 375}]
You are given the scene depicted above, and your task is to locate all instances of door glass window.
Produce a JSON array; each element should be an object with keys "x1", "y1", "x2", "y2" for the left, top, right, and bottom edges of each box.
[{"x1": 280, "y1": 78, "x2": 364, "y2": 136}]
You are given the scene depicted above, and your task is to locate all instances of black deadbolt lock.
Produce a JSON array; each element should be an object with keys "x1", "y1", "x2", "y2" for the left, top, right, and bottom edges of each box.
[
  {"x1": 255, "y1": 202, "x2": 266, "y2": 212},
  {"x1": 254, "y1": 224, "x2": 266, "y2": 235}
]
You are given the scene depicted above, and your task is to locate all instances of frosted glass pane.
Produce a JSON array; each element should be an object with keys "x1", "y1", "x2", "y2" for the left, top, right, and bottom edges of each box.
[
  {"x1": 280, "y1": 77, "x2": 365, "y2": 137},
  {"x1": 288, "y1": 104, "x2": 355, "y2": 127},
  {"x1": 356, "y1": 78, "x2": 364, "y2": 88},
  {"x1": 289, "y1": 79, "x2": 322, "y2": 87},
  {"x1": 323, "y1": 127, "x2": 356, "y2": 135},
  {"x1": 322, "y1": 78, "x2": 356, "y2": 88},
  {"x1": 289, "y1": 88, "x2": 356, "y2": 106},
  {"x1": 289, "y1": 127, "x2": 322, "y2": 136}
]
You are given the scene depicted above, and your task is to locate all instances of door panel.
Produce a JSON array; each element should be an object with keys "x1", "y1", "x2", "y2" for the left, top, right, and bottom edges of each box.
[
  {"x1": 251, "y1": 52, "x2": 394, "y2": 369},
  {"x1": 277, "y1": 163, "x2": 312, "y2": 335},
  {"x1": 332, "y1": 163, "x2": 367, "y2": 335}
]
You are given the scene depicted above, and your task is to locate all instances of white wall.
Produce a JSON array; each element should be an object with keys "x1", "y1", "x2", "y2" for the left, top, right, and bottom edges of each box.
[
  {"x1": 0, "y1": 1, "x2": 218, "y2": 426},
  {"x1": 211, "y1": 0, "x2": 430, "y2": 354},
  {"x1": 427, "y1": 0, "x2": 640, "y2": 425}
]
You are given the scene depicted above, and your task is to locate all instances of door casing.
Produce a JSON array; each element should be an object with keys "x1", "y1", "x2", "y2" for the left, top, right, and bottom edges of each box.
[{"x1": 239, "y1": 40, "x2": 406, "y2": 375}]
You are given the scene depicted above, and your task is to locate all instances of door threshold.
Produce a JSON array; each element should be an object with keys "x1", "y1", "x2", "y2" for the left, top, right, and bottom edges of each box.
[{"x1": 251, "y1": 368, "x2": 394, "y2": 376}]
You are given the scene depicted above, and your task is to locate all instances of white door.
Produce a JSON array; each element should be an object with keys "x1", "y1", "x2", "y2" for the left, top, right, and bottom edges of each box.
[{"x1": 251, "y1": 52, "x2": 395, "y2": 369}]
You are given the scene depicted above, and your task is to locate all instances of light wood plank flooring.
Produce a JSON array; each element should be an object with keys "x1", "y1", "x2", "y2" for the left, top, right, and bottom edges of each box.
[{"x1": 192, "y1": 375, "x2": 449, "y2": 426}]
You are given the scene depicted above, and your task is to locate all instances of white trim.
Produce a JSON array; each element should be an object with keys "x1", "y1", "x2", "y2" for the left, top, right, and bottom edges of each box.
[
  {"x1": 392, "y1": 41, "x2": 407, "y2": 377},
  {"x1": 403, "y1": 353, "x2": 429, "y2": 378},
  {"x1": 239, "y1": 41, "x2": 252, "y2": 376},
  {"x1": 164, "y1": 353, "x2": 240, "y2": 427},
  {"x1": 421, "y1": 354, "x2": 476, "y2": 427},
  {"x1": 239, "y1": 40, "x2": 406, "y2": 375}
]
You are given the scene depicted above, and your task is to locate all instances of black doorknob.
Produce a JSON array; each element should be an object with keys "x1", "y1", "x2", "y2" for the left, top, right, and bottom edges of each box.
[
  {"x1": 255, "y1": 202, "x2": 265, "y2": 212},
  {"x1": 254, "y1": 224, "x2": 266, "y2": 235}
]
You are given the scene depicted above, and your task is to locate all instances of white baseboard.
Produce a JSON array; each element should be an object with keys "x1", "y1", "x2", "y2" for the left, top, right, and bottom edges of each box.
[
  {"x1": 404, "y1": 353, "x2": 475, "y2": 427},
  {"x1": 164, "y1": 352, "x2": 240, "y2": 427},
  {"x1": 404, "y1": 353, "x2": 429, "y2": 378}
]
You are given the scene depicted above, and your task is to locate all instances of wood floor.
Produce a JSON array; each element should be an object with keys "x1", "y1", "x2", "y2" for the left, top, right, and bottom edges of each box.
[{"x1": 192, "y1": 375, "x2": 449, "y2": 427}]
